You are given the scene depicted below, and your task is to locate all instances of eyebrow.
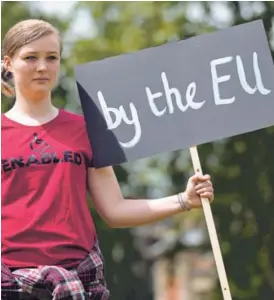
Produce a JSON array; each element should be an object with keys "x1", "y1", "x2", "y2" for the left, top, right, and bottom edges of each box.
[{"x1": 23, "y1": 51, "x2": 59, "y2": 55}]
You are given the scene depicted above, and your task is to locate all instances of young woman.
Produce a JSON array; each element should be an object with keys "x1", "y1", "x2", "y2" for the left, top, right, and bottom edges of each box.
[{"x1": 1, "y1": 19, "x2": 214, "y2": 300}]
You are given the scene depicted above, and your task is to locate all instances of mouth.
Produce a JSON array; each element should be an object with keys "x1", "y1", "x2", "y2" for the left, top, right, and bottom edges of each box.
[{"x1": 33, "y1": 78, "x2": 49, "y2": 81}]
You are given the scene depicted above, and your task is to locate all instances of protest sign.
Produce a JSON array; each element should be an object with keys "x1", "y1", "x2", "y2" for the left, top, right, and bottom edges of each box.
[{"x1": 75, "y1": 20, "x2": 274, "y2": 169}]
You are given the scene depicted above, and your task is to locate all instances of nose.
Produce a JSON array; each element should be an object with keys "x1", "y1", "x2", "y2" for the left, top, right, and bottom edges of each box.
[{"x1": 36, "y1": 59, "x2": 48, "y2": 72}]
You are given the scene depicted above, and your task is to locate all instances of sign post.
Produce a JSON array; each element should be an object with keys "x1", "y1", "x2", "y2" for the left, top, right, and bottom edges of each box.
[
  {"x1": 190, "y1": 146, "x2": 232, "y2": 299},
  {"x1": 74, "y1": 20, "x2": 274, "y2": 299}
]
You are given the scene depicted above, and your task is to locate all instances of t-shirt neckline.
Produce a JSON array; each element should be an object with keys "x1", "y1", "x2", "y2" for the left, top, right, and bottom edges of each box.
[{"x1": 2, "y1": 109, "x2": 63, "y2": 129}]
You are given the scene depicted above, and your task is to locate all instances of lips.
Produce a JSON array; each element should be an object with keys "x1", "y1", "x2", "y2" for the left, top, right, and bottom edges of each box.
[{"x1": 33, "y1": 78, "x2": 49, "y2": 81}]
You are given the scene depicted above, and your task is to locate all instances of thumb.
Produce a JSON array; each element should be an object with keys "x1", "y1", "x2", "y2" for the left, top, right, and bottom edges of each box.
[
  {"x1": 189, "y1": 173, "x2": 201, "y2": 184},
  {"x1": 186, "y1": 174, "x2": 199, "y2": 190}
]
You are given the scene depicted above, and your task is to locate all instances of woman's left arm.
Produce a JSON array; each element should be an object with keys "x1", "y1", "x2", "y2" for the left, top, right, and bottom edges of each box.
[{"x1": 87, "y1": 166, "x2": 214, "y2": 228}]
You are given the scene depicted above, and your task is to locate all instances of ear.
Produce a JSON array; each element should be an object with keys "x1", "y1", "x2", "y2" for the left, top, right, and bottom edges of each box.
[{"x1": 3, "y1": 55, "x2": 13, "y2": 73}]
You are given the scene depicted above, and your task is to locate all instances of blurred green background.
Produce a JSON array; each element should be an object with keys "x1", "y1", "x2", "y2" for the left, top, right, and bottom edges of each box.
[{"x1": 1, "y1": 1, "x2": 274, "y2": 299}]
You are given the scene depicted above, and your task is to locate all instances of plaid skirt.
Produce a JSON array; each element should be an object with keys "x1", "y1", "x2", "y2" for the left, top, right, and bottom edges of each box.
[{"x1": 1, "y1": 242, "x2": 110, "y2": 300}]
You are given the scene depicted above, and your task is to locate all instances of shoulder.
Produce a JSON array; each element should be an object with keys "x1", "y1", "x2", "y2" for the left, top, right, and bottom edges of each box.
[
  {"x1": 1, "y1": 113, "x2": 10, "y2": 124},
  {"x1": 57, "y1": 109, "x2": 91, "y2": 143},
  {"x1": 59, "y1": 109, "x2": 85, "y2": 123},
  {"x1": 59, "y1": 109, "x2": 93, "y2": 161},
  {"x1": 58, "y1": 109, "x2": 88, "y2": 128},
  {"x1": 1, "y1": 114, "x2": 6, "y2": 124},
  {"x1": 1, "y1": 113, "x2": 15, "y2": 130}
]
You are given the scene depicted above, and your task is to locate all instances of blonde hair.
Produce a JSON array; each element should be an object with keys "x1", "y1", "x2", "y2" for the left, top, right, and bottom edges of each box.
[{"x1": 1, "y1": 19, "x2": 62, "y2": 98}]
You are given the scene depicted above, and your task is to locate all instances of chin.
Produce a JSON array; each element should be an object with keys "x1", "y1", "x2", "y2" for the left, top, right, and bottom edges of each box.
[
  {"x1": 27, "y1": 88, "x2": 52, "y2": 101},
  {"x1": 34, "y1": 87, "x2": 51, "y2": 94},
  {"x1": 34, "y1": 82, "x2": 53, "y2": 91},
  {"x1": 21, "y1": 82, "x2": 55, "y2": 99}
]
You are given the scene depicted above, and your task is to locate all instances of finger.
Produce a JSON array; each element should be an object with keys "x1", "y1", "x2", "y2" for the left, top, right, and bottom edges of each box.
[
  {"x1": 190, "y1": 174, "x2": 210, "y2": 184},
  {"x1": 196, "y1": 187, "x2": 213, "y2": 195},
  {"x1": 195, "y1": 185, "x2": 213, "y2": 194},
  {"x1": 196, "y1": 174, "x2": 211, "y2": 182},
  {"x1": 190, "y1": 174, "x2": 200, "y2": 184},
  {"x1": 199, "y1": 192, "x2": 214, "y2": 201},
  {"x1": 195, "y1": 181, "x2": 212, "y2": 190}
]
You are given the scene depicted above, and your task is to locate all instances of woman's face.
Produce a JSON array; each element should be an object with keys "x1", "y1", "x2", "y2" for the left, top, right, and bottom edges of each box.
[{"x1": 4, "y1": 33, "x2": 61, "y2": 100}]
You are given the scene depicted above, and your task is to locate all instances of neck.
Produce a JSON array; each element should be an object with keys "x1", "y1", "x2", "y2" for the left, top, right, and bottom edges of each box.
[{"x1": 12, "y1": 92, "x2": 55, "y2": 118}]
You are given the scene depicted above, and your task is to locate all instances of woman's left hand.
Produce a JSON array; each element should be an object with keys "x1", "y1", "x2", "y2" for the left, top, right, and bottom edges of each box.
[{"x1": 184, "y1": 173, "x2": 214, "y2": 209}]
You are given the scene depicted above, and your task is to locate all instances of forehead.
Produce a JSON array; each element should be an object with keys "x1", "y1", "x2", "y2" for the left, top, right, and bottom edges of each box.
[{"x1": 18, "y1": 34, "x2": 60, "y2": 54}]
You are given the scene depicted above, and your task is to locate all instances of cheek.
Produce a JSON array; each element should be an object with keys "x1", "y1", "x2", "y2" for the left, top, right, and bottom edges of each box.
[
  {"x1": 49, "y1": 63, "x2": 60, "y2": 79},
  {"x1": 14, "y1": 63, "x2": 34, "y2": 81}
]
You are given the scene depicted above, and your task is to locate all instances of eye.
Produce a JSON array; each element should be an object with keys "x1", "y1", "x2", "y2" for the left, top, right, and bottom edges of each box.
[
  {"x1": 47, "y1": 56, "x2": 58, "y2": 60},
  {"x1": 25, "y1": 56, "x2": 36, "y2": 60}
]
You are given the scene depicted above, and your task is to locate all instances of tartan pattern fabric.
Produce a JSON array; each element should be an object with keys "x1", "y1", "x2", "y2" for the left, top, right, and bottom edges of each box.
[{"x1": 1, "y1": 241, "x2": 110, "y2": 300}]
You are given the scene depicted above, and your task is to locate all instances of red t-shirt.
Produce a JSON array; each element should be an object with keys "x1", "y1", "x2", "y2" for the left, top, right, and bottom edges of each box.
[{"x1": 1, "y1": 109, "x2": 96, "y2": 269}]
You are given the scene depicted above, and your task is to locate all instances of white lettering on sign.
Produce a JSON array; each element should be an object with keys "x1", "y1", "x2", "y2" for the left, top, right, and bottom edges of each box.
[
  {"x1": 211, "y1": 56, "x2": 235, "y2": 105},
  {"x1": 97, "y1": 52, "x2": 271, "y2": 149},
  {"x1": 146, "y1": 72, "x2": 205, "y2": 116},
  {"x1": 236, "y1": 52, "x2": 271, "y2": 95},
  {"x1": 97, "y1": 91, "x2": 141, "y2": 148},
  {"x1": 145, "y1": 88, "x2": 166, "y2": 117},
  {"x1": 211, "y1": 52, "x2": 271, "y2": 105}
]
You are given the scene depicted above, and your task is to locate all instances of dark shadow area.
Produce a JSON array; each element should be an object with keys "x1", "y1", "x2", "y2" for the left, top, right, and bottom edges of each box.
[{"x1": 76, "y1": 82, "x2": 127, "y2": 168}]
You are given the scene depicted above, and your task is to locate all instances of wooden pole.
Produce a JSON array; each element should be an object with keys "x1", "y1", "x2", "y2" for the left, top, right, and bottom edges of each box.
[{"x1": 189, "y1": 146, "x2": 232, "y2": 300}]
